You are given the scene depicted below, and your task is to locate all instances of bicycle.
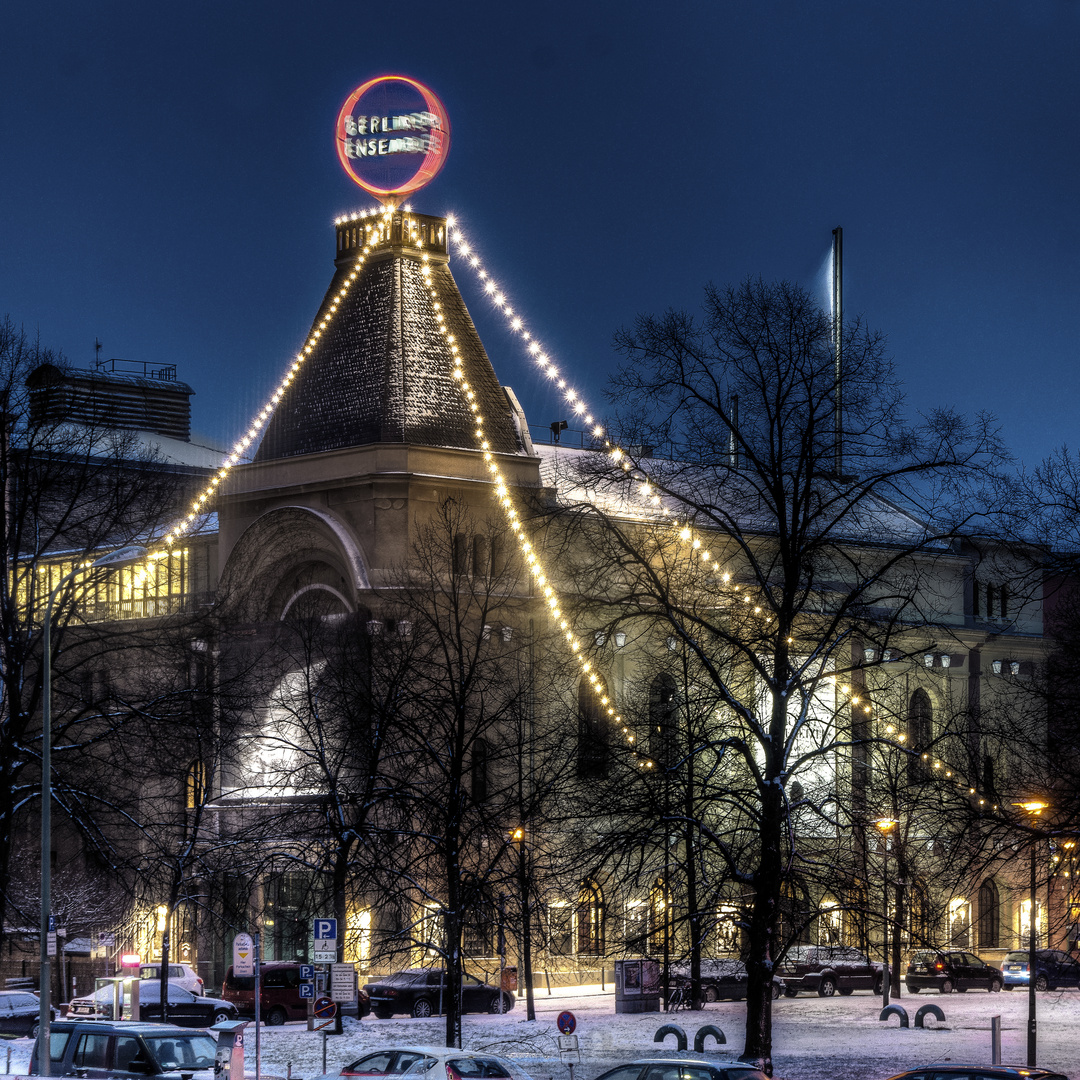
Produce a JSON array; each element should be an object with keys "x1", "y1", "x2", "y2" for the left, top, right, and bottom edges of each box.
[{"x1": 665, "y1": 985, "x2": 691, "y2": 1011}]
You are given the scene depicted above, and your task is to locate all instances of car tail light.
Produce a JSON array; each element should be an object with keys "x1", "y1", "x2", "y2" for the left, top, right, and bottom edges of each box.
[
  {"x1": 935, "y1": 962, "x2": 944, "y2": 970},
  {"x1": 446, "y1": 1066, "x2": 461, "y2": 1080}
]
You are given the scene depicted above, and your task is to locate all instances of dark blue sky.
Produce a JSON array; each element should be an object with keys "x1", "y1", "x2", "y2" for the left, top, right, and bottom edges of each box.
[{"x1": 3, "y1": 1, "x2": 1078, "y2": 467}]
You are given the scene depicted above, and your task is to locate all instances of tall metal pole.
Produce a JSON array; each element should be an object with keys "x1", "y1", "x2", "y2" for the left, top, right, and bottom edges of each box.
[
  {"x1": 39, "y1": 595, "x2": 54, "y2": 1077},
  {"x1": 832, "y1": 226, "x2": 843, "y2": 477},
  {"x1": 881, "y1": 837, "x2": 890, "y2": 1008},
  {"x1": 1028, "y1": 839, "x2": 1037, "y2": 1066}
]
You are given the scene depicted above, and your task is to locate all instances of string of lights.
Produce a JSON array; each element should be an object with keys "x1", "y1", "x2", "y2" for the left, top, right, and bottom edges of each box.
[{"x1": 131, "y1": 201, "x2": 1006, "y2": 801}]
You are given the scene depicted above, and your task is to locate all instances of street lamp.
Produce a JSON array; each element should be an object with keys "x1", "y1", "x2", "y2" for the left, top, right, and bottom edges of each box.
[
  {"x1": 1014, "y1": 799, "x2": 1048, "y2": 1068},
  {"x1": 874, "y1": 818, "x2": 898, "y2": 1007},
  {"x1": 510, "y1": 827, "x2": 535, "y2": 1020},
  {"x1": 39, "y1": 545, "x2": 147, "y2": 1074}
]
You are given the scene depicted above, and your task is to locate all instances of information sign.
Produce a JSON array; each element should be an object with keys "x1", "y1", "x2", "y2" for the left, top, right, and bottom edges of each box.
[
  {"x1": 299, "y1": 965, "x2": 315, "y2": 981},
  {"x1": 299, "y1": 982, "x2": 314, "y2": 999},
  {"x1": 330, "y1": 962, "x2": 356, "y2": 1003},
  {"x1": 232, "y1": 932, "x2": 255, "y2": 978}
]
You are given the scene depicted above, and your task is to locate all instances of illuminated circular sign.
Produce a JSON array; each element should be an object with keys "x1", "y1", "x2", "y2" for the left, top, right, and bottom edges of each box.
[{"x1": 336, "y1": 76, "x2": 450, "y2": 204}]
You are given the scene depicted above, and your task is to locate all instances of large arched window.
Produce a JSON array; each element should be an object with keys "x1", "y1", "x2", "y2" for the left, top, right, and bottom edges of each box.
[
  {"x1": 907, "y1": 689, "x2": 933, "y2": 782},
  {"x1": 578, "y1": 674, "x2": 610, "y2": 778},
  {"x1": 648, "y1": 878, "x2": 668, "y2": 955},
  {"x1": 649, "y1": 674, "x2": 678, "y2": 767},
  {"x1": 978, "y1": 879, "x2": 1000, "y2": 949},
  {"x1": 576, "y1": 880, "x2": 604, "y2": 955}
]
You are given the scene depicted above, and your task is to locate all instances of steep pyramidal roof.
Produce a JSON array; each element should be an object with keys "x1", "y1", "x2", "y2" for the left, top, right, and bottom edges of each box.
[{"x1": 256, "y1": 210, "x2": 527, "y2": 461}]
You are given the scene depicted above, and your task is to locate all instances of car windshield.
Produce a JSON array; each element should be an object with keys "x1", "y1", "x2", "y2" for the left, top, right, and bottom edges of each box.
[
  {"x1": 910, "y1": 951, "x2": 937, "y2": 963},
  {"x1": 444, "y1": 1059, "x2": 512, "y2": 1078},
  {"x1": 1005, "y1": 951, "x2": 1031, "y2": 962},
  {"x1": 144, "y1": 1034, "x2": 217, "y2": 1070}
]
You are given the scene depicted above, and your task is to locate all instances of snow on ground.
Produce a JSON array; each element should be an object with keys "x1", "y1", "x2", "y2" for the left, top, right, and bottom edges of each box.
[{"x1": 3, "y1": 984, "x2": 1079, "y2": 1080}]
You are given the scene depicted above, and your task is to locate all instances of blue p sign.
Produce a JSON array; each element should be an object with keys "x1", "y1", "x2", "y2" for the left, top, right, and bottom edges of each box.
[{"x1": 314, "y1": 919, "x2": 337, "y2": 942}]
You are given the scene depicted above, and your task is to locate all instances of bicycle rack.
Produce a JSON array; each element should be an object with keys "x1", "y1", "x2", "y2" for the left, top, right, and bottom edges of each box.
[
  {"x1": 693, "y1": 1025, "x2": 727, "y2": 1051},
  {"x1": 879, "y1": 1004, "x2": 909, "y2": 1027},
  {"x1": 653, "y1": 1024, "x2": 688, "y2": 1050},
  {"x1": 914, "y1": 1004, "x2": 946, "y2": 1028}
]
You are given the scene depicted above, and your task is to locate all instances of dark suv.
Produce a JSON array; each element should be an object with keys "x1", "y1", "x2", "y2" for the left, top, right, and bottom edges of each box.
[
  {"x1": 779, "y1": 944, "x2": 883, "y2": 997},
  {"x1": 905, "y1": 949, "x2": 1004, "y2": 994},
  {"x1": 29, "y1": 1019, "x2": 219, "y2": 1078}
]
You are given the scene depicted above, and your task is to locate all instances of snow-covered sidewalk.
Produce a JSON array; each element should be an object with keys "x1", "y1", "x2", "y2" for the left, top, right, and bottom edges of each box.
[{"x1": 3, "y1": 984, "x2": 1078, "y2": 1080}]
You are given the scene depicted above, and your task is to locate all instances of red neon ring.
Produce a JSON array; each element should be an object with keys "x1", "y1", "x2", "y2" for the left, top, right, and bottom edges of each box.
[{"x1": 335, "y1": 75, "x2": 450, "y2": 198}]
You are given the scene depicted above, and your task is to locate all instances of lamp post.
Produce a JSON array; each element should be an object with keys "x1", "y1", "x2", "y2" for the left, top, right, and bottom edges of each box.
[
  {"x1": 1014, "y1": 800, "x2": 1048, "y2": 1068},
  {"x1": 510, "y1": 827, "x2": 535, "y2": 1020},
  {"x1": 39, "y1": 545, "x2": 147, "y2": 1074},
  {"x1": 874, "y1": 818, "x2": 898, "y2": 1007}
]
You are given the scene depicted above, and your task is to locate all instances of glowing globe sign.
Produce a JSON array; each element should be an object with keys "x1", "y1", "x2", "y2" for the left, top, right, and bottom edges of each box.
[{"x1": 335, "y1": 76, "x2": 450, "y2": 205}]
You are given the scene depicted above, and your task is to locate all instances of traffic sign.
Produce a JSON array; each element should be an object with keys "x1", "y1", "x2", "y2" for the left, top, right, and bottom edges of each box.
[
  {"x1": 313, "y1": 918, "x2": 337, "y2": 943},
  {"x1": 233, "y1": 932, "x2": 255, "y2": 977},
  {"x1": 299, "y1": 965, "x2": 315, "y2": 981},
  {"x1": 313, "y1": 997, "x2": 336, "y2": 1019},
  {"x1": 557, "y1": 1010, "x2": 577, "y2": 1034},
  {"x1": 313, "y1": 950, "x2": 337, "y2": 963},
  {"x1": 299, "y1": 982, "x2": 314, "y2": 999}
]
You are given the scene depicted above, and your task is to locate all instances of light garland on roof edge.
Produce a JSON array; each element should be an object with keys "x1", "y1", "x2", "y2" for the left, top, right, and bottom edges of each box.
[{"x1": 136, "y1": 202, "x2": 1002, "y2": 803}]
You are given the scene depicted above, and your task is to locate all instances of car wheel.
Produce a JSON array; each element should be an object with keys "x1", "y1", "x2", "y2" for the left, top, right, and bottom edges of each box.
[
  {"x1": 374, "y1": 1006, "x2": 393, "y2": 1019},
  {"x1": 412, "y1": 998, "x2": 433, "y2": 1018},
  {"x1": 29, "y1": 1021, "x2": 39, "y2": 1041},
  {"x1": 770, "y1": 982, "x2": 781, "y2": 1001},
  {"x1": 838, "y1": 987, "x2": 854, "y2": 996},
  {"x1": 956, "y1": 986, "x2": 968, "y2": 993},
  {"x1": 1004, "y1": 984, "x2": 1014, "y2": 990},
  {"x1": 488, "y1": 994, "x2": 510, "y2": 1014},
  {"x1": 704, "y1": 986, "x2": 718, "y2": 1003},
  {"x1": 1034, "y1": 974, "x2": 1048, "y2": 992},
  {"x1": 874, "y1": 977, "x2": 884, "y2": 996},
  {"x1": 784, "y1": 987, "x2": 799, "y2": 998},
  {"x1": 940, "y1": 979, "x2": 953, "y2": 994},
  {"x1": 817, "y1": 976, "x2": 837, "y2": 997},
  {"x1": 907, "y1": 985, "x2": 920, "y2": 994},
  {"x1": 265, "y1": 1007, "x2": 287, "y2": 1026},
  {"x1": 213, "y1": 1009, "x2": 233, "y2": 1024}
]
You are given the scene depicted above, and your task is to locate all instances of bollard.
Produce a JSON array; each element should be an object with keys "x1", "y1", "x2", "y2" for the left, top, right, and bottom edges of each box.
[
  {"x1": 323, "y1": 1031, "x2": 328, "y2": 1073},
  {"x1": 693, "y1": 1025, "x2": 726, "y2": 1052},
  {"x1": 878, "y1": 1004, "x2": 909, "y2": 1028},
  {"x1": 991, "y1": 1015, "x2": 1002, "y2": 1064},
  {"x1": 914, "y1": 1004, "x2": 945, "y2": 1029},
  {"x1": 653, "y1": 1024, "x2": 688, "y2": 1050}
]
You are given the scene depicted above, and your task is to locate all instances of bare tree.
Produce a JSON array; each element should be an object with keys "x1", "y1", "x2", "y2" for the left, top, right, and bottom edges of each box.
[
  {"x1": 555, "y1": 278, "x2": 1005, "y2": 1072},
  {"x1": 0, "y1": 318, "x2": 186, "y2": 951}
]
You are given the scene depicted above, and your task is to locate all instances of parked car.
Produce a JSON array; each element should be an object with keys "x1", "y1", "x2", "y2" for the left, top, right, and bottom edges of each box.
[
  {"x1": 139, "y1": 963, "x2": 204, "y2": 995},
  {"x1": 670, "y1": 959, "x2": 784, "y2": 1001},
  {"x1": 905, "y1": 949, "x2": 1004, "y2": 994},
  {"x1": 362, "y1": 969, "x2": 514, "y2": 1018},
  {"x1": 68, "y1": 979, "x2": 237, "y2": 1026},
  {"x1": 0, "y1": 989, "x2": 53, "y2": 1039},
  {"x1": 883, "y1": 1065, "x2": 1068, "y2": 1080},
  {"x1": 29, "y1": 1018, "x2": 220, "y2": 1078},
  {"x1": 778, "y1": 944, "x2": 883, "y2": 996},
  {"x1": 222, "y1": 961, "x2": 369, "y2": 1025},
  {"x1": 334, "y1": 1047, "x2": 535, "y2": 1080},
  {"x1": 589, "y1": 1057, "x2": 769, "y2": 1080},
  {"x1": 1001, "y1": 948, "x2": 1080, "y2": 991}
]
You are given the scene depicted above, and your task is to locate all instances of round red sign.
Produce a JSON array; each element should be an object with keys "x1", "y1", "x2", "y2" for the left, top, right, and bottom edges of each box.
[{"x1": 336, "y1": 75, "x2": 450, "y2": 205}]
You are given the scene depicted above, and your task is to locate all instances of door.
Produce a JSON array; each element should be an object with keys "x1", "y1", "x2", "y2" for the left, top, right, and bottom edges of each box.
[
  {"x1": 461, "y1": 975, "x2": 487, "y2": 1011},
  {"x1": 946, "y1": 953, "x2": 966, "y2": 989},
  {"x1": 69, "y1": 1031, "x2": 113, "y2": 1079}
]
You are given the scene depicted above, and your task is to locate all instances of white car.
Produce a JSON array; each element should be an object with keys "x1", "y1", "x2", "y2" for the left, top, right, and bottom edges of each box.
[{"x1": 139, "y1": 962, "x2": 205, "y2": 995}]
